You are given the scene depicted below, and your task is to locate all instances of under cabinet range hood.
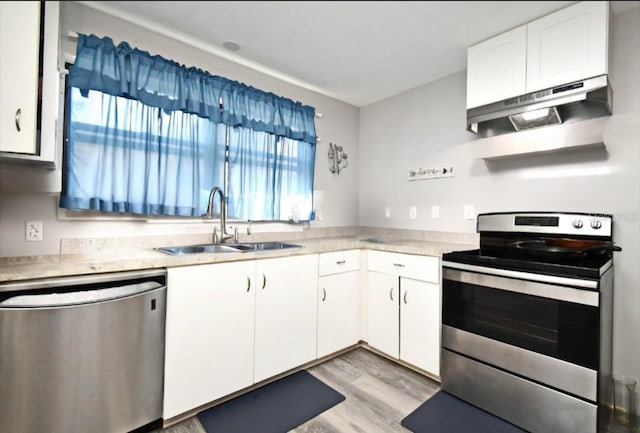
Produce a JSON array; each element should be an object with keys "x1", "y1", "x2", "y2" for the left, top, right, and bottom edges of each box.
[{"x1": 467, "y1": 75, "x2": 612, "y2": 137}]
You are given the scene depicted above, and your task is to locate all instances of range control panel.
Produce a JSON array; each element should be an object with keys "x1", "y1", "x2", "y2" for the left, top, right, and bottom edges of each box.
[{"x1": 477, "y1": 212, "x2": 613, "y2": 238}]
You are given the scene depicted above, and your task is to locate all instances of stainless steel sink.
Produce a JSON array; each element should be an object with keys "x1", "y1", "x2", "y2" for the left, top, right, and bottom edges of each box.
[
  {"x1": 155, "y1": 241, "x2": 301, "y2": 255},
  {"x1": 226, "y1": 242, "x2": 302, "y2": 252},
  {"x1": 155, "y1": 244, "x2": 243, "y2": 255}
]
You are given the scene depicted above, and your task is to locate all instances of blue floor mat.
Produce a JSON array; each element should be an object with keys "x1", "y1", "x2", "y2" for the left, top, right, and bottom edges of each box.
[
  {"x1": 402, "y1": 391, "x2": 528, "y2": 433},
  {"x1": 197, "y1": 370, "x2": 345, "y2": 433}
]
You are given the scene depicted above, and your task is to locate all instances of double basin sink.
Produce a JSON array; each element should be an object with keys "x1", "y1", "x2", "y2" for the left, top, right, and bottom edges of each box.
[{"x1": 155, "y1": 241, "x2": 301, "y2": 255}]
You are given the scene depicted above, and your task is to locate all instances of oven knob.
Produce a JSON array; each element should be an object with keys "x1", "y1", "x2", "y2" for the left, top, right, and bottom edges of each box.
[
  {"x1": 572, "y1": 220, "x2": 584, "y2": 229},
  {"x1": 591, "y1": 220, "x2": 602, "y2": 230}
]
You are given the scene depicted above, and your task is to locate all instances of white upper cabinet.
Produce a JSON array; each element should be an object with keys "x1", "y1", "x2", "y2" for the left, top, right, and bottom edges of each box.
[
  {"x1": 0, "y1": 1, "x2": 59, "y2": 165},
  {"x1": 466, "y1": 1, "x2": 609, "y2": 108},
  {"x1": 0, "y1": 2, "x2": 40, "y2": 154},
  {"x1": 466, "y1": 26, "x2": 527, "y2": 109},
  {"x1": 526, "y1": 1, "x2": 609, "y2": 93}
]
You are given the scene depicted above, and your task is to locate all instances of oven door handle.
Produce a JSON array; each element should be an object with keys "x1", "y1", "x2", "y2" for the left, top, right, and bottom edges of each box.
[
  {"x1": 442, "y1": 260, "x2": 602, "y2": 290},
  {"x1": 442, "y1": 267, "x2": 599, "y2": 306}
]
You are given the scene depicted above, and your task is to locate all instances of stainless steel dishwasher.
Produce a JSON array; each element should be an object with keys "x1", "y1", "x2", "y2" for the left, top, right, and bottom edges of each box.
[{"x1": 0, "y1": 269, "x2": 167, "y2": 433}]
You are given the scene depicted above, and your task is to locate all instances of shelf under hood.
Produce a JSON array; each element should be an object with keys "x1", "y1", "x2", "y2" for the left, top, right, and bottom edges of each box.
[
  {"x1": 467, "y1": 75, "x2": 612, "y2": 138},
  {"x1": 473, "y1": 116, "x2": 608, "y2": 160}
]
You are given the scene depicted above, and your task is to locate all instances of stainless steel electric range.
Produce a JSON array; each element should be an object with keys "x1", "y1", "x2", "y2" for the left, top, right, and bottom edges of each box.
[{"x1": 441, "y1": 212, "x2": 619, "y2": 433}]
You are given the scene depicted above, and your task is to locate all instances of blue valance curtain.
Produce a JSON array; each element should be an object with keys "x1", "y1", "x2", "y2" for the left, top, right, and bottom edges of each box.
[
  {"x1": 69, "y1": 34, "x2": 317, "y2": 144},
  {"x1": 60, "y1": 33, "x2": 317, "y2": 219}
]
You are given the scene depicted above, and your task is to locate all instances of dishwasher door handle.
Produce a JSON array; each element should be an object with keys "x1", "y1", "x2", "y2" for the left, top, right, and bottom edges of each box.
[{"x1": 0, "y1": 281, "x2": 164, "y2": 308}]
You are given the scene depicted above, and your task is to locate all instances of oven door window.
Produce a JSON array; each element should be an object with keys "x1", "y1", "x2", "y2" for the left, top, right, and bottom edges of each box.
[{"x1": 443, "y1": 278, "x2": 599, "y2": 369}]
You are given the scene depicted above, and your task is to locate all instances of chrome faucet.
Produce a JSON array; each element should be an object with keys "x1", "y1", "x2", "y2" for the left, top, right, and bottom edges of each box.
[{"x1": 206, "y1": 187, "x2": 233, "y2": 244}]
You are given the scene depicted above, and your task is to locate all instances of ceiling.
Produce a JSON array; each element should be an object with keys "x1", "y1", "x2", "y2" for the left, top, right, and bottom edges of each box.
[{"x1": 80, "y1": 1, "x2": 640, "y2": 107}]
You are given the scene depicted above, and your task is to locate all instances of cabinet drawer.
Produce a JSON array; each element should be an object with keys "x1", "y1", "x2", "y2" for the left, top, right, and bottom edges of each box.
[
  {"x1": 367, "y1": 250, "x2": 439, "y2": 283},
  {"x1": 319, "y1": 250, "x2": 361, "y2": 276}
]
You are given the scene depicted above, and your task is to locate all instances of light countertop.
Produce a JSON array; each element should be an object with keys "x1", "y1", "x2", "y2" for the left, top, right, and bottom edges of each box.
[{"x1": 0, "y1": 236, "x2": 477, "y2": 283}]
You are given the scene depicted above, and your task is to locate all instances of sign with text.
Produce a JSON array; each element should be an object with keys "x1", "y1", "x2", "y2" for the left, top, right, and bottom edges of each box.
[{"x1": 408, "y1": 164, "x2": 454, "y2": 181}]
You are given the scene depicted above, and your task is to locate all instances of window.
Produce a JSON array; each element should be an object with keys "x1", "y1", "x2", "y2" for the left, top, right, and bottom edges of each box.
[
  {"x1": 60, "y1": 33, "x2": 317, "y2": 221},
  {"x1": 227, "y1": 127, "x2": 315, "y2": 221}
]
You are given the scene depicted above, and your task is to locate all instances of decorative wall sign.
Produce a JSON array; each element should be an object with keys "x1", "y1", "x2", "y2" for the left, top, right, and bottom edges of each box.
[
  {"x1": 328, "y1": 142, "x2": 348, "y2": 175},
  {"x1": 408, "y1": 163, "x2": 454, "y2": 181}
]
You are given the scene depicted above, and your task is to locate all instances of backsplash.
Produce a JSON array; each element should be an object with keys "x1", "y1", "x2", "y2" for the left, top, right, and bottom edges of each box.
[{"x1": 58, "y1": 225, "x2": 477, "y2": 255}]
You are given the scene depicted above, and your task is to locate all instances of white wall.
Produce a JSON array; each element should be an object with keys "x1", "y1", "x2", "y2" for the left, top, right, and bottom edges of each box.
[
  {"x1": 0, "y1": 1, "x2": 359, "y2": 257},
  {"x1": 359, "y1": 8, "x2": 640, "y2": 394}
]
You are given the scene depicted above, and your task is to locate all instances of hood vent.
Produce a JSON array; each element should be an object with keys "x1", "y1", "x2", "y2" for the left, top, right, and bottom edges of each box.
[{"x1": 467, "y1": 75, "x2": 612, "y2": 137}]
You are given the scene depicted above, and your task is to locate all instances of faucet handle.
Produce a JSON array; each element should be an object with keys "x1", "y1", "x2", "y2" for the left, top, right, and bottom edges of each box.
[{"x1": 213, "y1": 227, "x2": 219, "y2": 244}]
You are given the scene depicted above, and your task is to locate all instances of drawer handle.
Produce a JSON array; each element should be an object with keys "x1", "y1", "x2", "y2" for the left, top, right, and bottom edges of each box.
[
  {"x1": 389, "y1": 287, "x2": 394, "y2": 301},
  {"x1": 393, "y1": 263, "x2": 405, "y2": 268},
  {"x1": 247, "y1": 276, "x2": 251, "y2": 292},
  {"x1": 336, "y1": 260, "x2": 346, "y2": 265},
  {"x1": 404, "y1": 290, "x2": 408, "y2": 304},
  {"x1": 15, "y1": 108, "x2": 22, "y2": 132},
  {"x1": 322, "y1": 288, "x2": 326, "y2": 302}
]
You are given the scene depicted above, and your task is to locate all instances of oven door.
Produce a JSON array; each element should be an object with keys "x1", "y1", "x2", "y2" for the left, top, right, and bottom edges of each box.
[{"x1": 441, "y1": 263, "x2": 600, "y2": 401}]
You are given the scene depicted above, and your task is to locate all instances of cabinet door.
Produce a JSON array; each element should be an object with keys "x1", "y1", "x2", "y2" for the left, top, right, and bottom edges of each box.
[
  {"x1": 163, "y1": 261, "x2": 256, "y2": 419},
  {"x1": 400, "y1": 277, "x2": 441, "y2": 376},
  {"x1": 367, "y1": 271, "x2": 399, "y2": 358},
  {"x1": 317, "y1": 271, "x2": 360, "y2": 358},
  {"x1": 466, "y1": 26, "x2": 527, "y2": 108},
  {"x1": 0, "y1": 2, "x2": 40, "y2": 154},
  {"x1": 254, "y1": 254, "x2": 318, "y2": 383},
  {"x1": 526, "y1": 1, "x2": 609, "y2": 92}
]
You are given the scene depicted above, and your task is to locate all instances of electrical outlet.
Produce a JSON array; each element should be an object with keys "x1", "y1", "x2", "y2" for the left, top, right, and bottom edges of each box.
[
  {"x1": 464, "y1": 205, "x2": 476, "y2": 220},
  {"x1": 26, "y1": 221, "x2": 44, "y2": 242},
  {"x1": 409, "y1": 206, "x2": 417, "y2": 220},
  {"x1": 385, "y1": 206, "x2": 391, "y2": 220},
  {"x1": 431, "y1": 205, "x2": 440, "y2": 219}
]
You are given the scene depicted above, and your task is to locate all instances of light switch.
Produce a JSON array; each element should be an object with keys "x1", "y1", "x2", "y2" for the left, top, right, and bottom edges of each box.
[
  {"x1": 385, "y1": 206, "x2": 391, "y2": 220},
  {"x1": 409, "y1": 206, "x2": 417, "y2": 220},
  {"x1": 431, "y1": 206, "x2": 440, "y2": 219}
]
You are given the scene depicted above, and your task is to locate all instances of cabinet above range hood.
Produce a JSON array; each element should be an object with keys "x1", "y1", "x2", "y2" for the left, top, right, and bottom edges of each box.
[{"x1": 467, "y1": 74, "x2": 612, "y2": 138}]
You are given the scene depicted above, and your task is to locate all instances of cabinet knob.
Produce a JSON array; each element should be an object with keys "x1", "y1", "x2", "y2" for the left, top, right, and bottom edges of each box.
[
  {"x1": 404, "y1": 290, "x2": 408, "y2": 304},
  {"x1": 389, "y1": 287, "x2": 394, "y2": 301},
  {"x1": 393, "y1": 263, "x2": 405, "y2": 268},
  {"x1": 336, "y1": 260, "x2": 346, "y2": 265},
  {"x1": 247, "y1": 276, "x2": 251, "y2": 292},
  {"x1": 322, "y1": 288, "x2": 326, "y2": 302},
  {"x1": 15, "y1": 108, "x2": 22, "y2": 132},
  {"x1": 262, "y1": 274, "x2": 266, "y2": 289}
]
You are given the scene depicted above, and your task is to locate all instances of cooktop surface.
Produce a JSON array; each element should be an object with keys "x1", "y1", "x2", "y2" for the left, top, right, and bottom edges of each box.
[{"x1": 442, "y1": 248, "x2": 612, "y2": 280}]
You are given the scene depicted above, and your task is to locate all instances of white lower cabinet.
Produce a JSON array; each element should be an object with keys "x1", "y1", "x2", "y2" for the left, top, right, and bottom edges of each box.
[
  {"x1": 367, "y1": 271, "x2": 400, "y2": 358},
  {"x1": 366, "y1": 250, "x2": 441, "y2": 376},
  {"x1": 254, "y1": 254, "x2": 319, "y2": 383},
  {"x1": 163, "y1": 261, "x2": 256, "y2": 420},
  {"x1": 399, "y1": 277, "x2": 441, "y2": 376},
  {"x1": 317, "y1": 250, "x2": 361, "y2": 358},
  {"x1": 162, "y1": 248, "x2": 440, "y2": 419}
]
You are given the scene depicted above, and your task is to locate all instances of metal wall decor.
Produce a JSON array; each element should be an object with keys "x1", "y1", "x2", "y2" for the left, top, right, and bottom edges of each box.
[{"x1": 328, "y1": 142, "x2": 348, "y2": 175}]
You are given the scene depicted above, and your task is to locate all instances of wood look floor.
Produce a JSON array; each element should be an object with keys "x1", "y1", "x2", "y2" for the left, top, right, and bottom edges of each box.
[
  {"x1": 154, "y1": 347, "x2": 637, "y2": 433},
  {"x1": 154, "y1": 347, "x2": 439, "y2": 433}
]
